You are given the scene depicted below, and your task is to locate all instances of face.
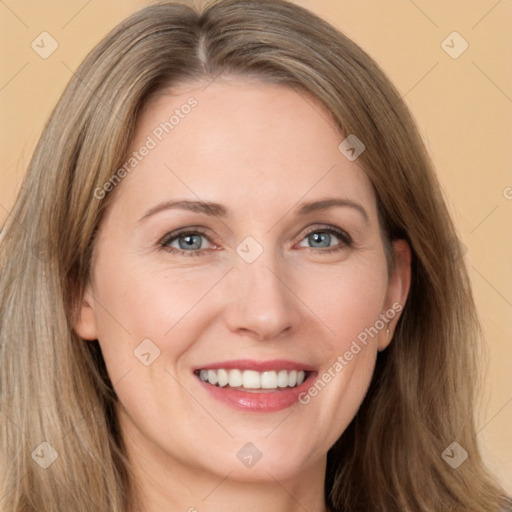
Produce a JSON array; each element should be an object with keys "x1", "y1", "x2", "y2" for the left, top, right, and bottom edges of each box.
[{"x1": 75, "y1": 78, "x2": 410, "y2": 487}]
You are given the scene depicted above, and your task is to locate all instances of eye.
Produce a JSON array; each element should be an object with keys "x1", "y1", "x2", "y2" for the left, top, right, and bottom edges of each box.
[
  {"x1": 160, "y1": 229, "x2": 214, "y2": 257},
  {"x1": 298, "y1": 226, "x2": 352, "y2": 253}
]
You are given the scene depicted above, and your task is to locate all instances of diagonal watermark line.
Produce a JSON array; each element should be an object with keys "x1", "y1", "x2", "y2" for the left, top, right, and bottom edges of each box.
[
  {"x1": 475, "y1": 396, "x2": 512, "y2": 437},
  {"x1": 401, "y1": 61, "x2": 439, "y2": 100},
  {"x1": 0, "y1": 62, "x2": 29, "y2": 93},
  {"x1": 406, "y1": 0, "x2": 439, "y2": 28},
  {"x1": 112, "y1": 367, "x2": 133, "y2": 386},
  {"x1": 61, "y1": 0, "x2": 92, "y2": 29},
  {"x1": 472, "y1": 0, "x2": 502, "y2": 30},
  {"x1": 164, "y1": 369, "x2": 234, "y2": 438},
  {"x1": 0, "y1": 201, "x2": 25, "y2": 230},
  {"x1": 1, "y1": 267, "x2": 28, "y2": 298},
  {"x1": 61, "y1": 61, "x2": 125, "y2": 123},
  {"x1": 265, "y1": 265, "x2": 336, "y2": 335},
  {"x1": 0, "y1": 0, "x2": 28, "y2": 28},
  {"x1": 267, "y1": 164, "x2": 336, "y2": 233},
  {"x1": 61, "y1": 368, "x2": 132, "y2": 439},
  {"x1": 163, "y1": 267, "x2": 234, "y2": 336},
  {"x1": 0, "y1": 162, "x2": 16, "y2": 183},
  {"x1": 201, "y1": 70, "x2": 223, "y2": 92},
  {"x1": 0, "y1": 409, "x2": 24, "y2": 434},
  {"x1": 472, "y1": 61, "x2": 512, "y2": 103},
  {"x1": 201, "y1": 471, "x2": 233, "y2": 501},
  {"x1": 369, "y1": 61, "x2": 439, "y2": 135},
  {"x1": 265, "y1": 471, "x2": 309, "y2": 511},
  {"x1": 164, "y1": 164, "x2": 234, "y2": 235},
  {"x1": 112, "y1": 367, "x2": 133, "y2": 389},
  {"x1": 265, "y1": 409, "x2": 294, "y2": 438},
  {"x1": 471, "y1": 265, "x2": 512, "y2": 309},
  {"x1": 62, "y1": 405, "x2": 95, "y2": 439},
  {"x1": 470, "y1": 204, "x2": 499, "y2": 233}
]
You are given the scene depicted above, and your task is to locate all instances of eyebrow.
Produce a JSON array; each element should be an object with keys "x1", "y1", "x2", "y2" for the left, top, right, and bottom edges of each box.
[
  {"x1": 138, "y1": 197, "x2": 369, "y2": 224},
  {"x1": 138, "y1": 200, "x2": 227, "y2": 222},
  {"x1": 296, "y1": 198, "x2": 369, "y2": 223}
]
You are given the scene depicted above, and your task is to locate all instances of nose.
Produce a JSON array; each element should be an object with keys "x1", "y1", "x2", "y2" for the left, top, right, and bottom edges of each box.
[{"x1": 223, "y1": 249, "x2": 302, "y2": 341}]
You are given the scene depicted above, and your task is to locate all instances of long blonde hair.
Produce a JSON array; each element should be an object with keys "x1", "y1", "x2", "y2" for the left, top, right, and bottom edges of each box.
[{"x1": 0, "y1": 1, "x2": 509, "y2": 510}]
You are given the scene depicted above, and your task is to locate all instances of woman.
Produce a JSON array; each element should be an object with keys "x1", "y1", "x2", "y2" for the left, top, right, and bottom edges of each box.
[{"x1": 0, "y1": 0, "x2": 509, "y2": 510}]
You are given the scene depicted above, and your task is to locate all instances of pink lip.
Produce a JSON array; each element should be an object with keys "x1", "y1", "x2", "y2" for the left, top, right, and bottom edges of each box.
[
  {"x1": 194, "y1": 359, "x2": 316, "y2": 372},
  {"x1": 193, "y1": 359, "x2": 317, "y2": 413}
]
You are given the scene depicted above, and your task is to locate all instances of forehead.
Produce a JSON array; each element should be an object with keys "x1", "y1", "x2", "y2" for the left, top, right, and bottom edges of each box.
[{"x1": 109, "y1": 79, "x2": 377, "y2": 220}]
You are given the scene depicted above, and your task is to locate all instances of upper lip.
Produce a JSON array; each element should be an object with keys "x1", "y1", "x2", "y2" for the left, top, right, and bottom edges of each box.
[{"x1": 194, "y1": 359, "x2": 317, "y2": 372}]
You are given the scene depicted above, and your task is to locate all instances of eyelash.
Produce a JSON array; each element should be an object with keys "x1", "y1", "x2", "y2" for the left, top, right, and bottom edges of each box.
[
  {"x1": 159, "y1": 228, "x2": 210, "y2": 258},
  {"x1": 159, "y1": 225, "x2": 353, "y2": 258}
]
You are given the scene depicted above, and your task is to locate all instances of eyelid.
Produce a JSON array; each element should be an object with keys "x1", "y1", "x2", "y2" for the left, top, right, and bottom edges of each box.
[
  {"x1": 158, "y1": 223, "x2": 353, "y2": 257},
  {"x1": 159, "y1": 226, "x2": 211, "y2": 246},
  {"x1": 296, "y1": 223, "x2": 352, "y2": 245},
  {"x1": 158, "y1": 227, "x2": 220, "y2": 256}
]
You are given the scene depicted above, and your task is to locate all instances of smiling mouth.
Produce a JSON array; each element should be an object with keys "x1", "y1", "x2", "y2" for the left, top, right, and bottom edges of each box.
[{"x1": 194, "y1": 368, "x2": 309, "y2": 392}]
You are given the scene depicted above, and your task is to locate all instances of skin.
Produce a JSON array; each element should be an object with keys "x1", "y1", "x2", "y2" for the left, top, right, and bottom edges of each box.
[{"x1": 74, "y1": 77, "x2": 411, "y2": 512}]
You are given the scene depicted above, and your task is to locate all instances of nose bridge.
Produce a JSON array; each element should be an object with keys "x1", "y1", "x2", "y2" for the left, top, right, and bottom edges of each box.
[
  {"x1": 224, "y1": 238, "x2": 300, "y2": 340},
  {"x1": 240, "y1": 252, "x2": 284, "y2": 305}
]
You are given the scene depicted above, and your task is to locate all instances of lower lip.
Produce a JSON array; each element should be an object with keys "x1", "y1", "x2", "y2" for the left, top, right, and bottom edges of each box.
[{"x1": 196, "y1": 373, "x2": 317, "y2": 412}]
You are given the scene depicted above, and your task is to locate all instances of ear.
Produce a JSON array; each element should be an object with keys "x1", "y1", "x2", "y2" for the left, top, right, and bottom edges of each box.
[
  {"x1": 378, "y1": 239, "x2": 411, "y2": 351},
  {"x1": 72, "y1": 282, "x2": 98, "y2": 341}
]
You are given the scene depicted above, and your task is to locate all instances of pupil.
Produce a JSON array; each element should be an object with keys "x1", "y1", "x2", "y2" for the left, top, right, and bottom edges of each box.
[
  {"x1": 179, "y1": 234, "x2": 201, "y2": 250},
  {"x1": 310, "y1": 232, "x2": 330, "y2": 248}
]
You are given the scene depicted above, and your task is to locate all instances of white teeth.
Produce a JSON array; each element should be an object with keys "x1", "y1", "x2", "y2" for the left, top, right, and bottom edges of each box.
[
  {"x1": 242, "y1": 370, "x2": 260, "y2": 389},
  {"x1": 261, "y1": 371, "x2": 277, "y2": 389},
  {"x1": 229, "y1": 369, "x2": 242, "y2": 387},
  {"x1": 277, "y1": 369, "x2": 288, "y2": 388},
  {"x1": 217, "y1": 369, "x2": 229, "y2": 387},
  {"x1": 198, "y1": 368, "x2": 309, "y2": 390},
  {"x1": 207, "y1": 369, "x2": 218, "y2": 386}
]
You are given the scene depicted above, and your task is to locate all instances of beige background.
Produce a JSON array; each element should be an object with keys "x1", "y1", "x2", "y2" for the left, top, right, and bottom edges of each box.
[{"x1": 1, "y1": 0, "x2": 510, "y2": 491}]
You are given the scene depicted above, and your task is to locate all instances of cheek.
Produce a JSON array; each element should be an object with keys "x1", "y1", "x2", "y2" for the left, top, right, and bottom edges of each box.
[
  {"x1": 296, "y1": 256, "x2": 389, "y2": 347},
  {"x1": 91, "y1": 253, "x2": 227, "y2": 372},
  {"x1": 292, "y1": 257, "x2": 387, "y2": 437},
  {"x1": 90, "y1": 260, "x2": 215, "y2": 438},
  {"x1": 92, "y1": 244, "x2": 388, "y2": 370}
]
